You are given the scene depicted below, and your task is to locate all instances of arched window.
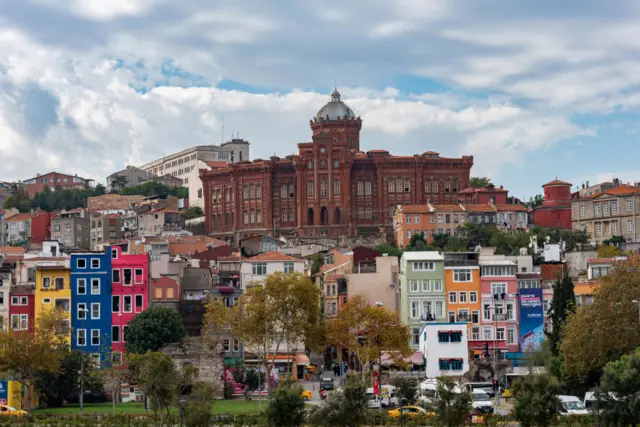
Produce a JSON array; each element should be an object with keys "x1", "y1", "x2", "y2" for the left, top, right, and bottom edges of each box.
[
  {"x1": 244, "y1": 210, "x2": 249, "y2": 224},
  {"x1": 365, "y1": 181, "x2": 372, "y2": 196},
  {"x1": 321, "y1": 179, "x2": 327, "y2": 196},
  {"x1": 243, "y1": 186, "x2": 249, "y2": 199},
  {"x1": 217, "y1": 214, "x2": 222, "y2": 227},
  {"x1": 288, "y1": 184, "x2": 294, "y2": 197},
  {"x1": 256, "y1": 185, "x2": 262, "y2": 198},
  {"x1": 250, "y1": 209, "x2": 256, "y2": 223},
  {"x1": 250, "y1": 185, "x2": 256, "y2": 199},
  {"x1": 320, "y1": 158, "x2": 326, "y2": 168},
  {"x1": 333, "y1": 158, "x2": 339, "y2": 168},
  {"x1": 358, "y1": 182, "x2": 364, "y2": 195},
  {"x1": 257, "y1": 209, "x2": 262, "y2": 223},
  {"x1": 307, "y1": 181, "x2": 314, "y2": 196},
  {"x1": 282, "y1": 209, "x2": 288, "y2": 222},
  {"x1": 334, "y1": 180, "x2": 340, "y2": 195},
  {"x1": 281, "y1": 184, "x2": 287, "y2": 199}
]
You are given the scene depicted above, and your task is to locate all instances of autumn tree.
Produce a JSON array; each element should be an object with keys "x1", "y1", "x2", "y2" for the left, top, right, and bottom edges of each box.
[
  {"x1": 0, "y1": 309, "x2": 68, "y2": 409},
  {"x1": 596, "y1": 244, "x2": 626, "y2": 258},
  {"x1": 561, "y1": 256, "x2": 640, "y2": 387},
  {"x1": 325, "y1": 294, "x2": 411, "y2": 375},
  {"x1": 206, "y1": 272, "x2": 322, "y2": 395}
]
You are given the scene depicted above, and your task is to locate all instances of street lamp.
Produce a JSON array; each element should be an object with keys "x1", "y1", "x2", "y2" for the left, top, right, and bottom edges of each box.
[{"x1": 79, "y1": 307, "x2": 88, "y2": 414}]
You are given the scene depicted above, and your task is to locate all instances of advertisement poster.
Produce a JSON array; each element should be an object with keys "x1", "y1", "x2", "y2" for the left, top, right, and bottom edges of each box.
[
  {"x1": 518, "y1": 289, "x2": 545, "y2": 352},
  {"x1": 0, "y1": 381, "x2": 7, "y2": 405},
  {"x1": 223, "y1": 368, "x2": 278, "y2": 396}
]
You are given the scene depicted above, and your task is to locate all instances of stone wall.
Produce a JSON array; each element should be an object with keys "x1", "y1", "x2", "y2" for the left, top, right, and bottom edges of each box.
[{"x1": 161, "y1": 337, "x2": 225, "y2": 387}]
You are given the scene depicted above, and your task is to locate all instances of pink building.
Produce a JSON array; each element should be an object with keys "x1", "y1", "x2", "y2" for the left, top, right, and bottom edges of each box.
[
  {"x1": 110, "y1": 246, "x2": 149, "y2": 361},
  {"x1": 478, "y1": 260, "x2": 520, "y2": 354}
]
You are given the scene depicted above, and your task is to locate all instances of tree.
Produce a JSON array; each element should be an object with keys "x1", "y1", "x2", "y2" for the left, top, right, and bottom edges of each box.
[
  {"x1": 265, "y1": 380, "x2": 307, "y2": 427},
  {"x1": 110, "y1": 176, "x2": 129, "y2": 192},
  {"x1": 3, "y1": 183, "x2": 31, "y2": 212},
  {"x1": 469, "y1": 177, "x2": 491, "y2": 188},
  {"x1": 128, "y1": 352, "x2": 179, "y2": 426},
  {"x1": 561, "y1": 256, "x2": 640, "y2": 387},
  {"x1": 93, "y1": 183, "x2": 107, "y2": 196},
  {"x1": 427, "y1": 233, "x2": 449, "y2": 251},
  {"x1": 491, "y1": 230, "x2": 530, "y2": 256},
  {"x1": 392, "y1": 377, "x2": 418, "y2": 406},
  {"x1": 183, "y1": 381, "x2": 217, "y2": 427},
  {"x1": 547, "y1": 276, "x2": 576, "y2": 356},
  {"x1": 599, "y1": 347, "x2": 640, "y2": 426},
  {"x1": 325, "y1": 295, "x2": 412, "y2": 375},
  {"x1": 597, "y1": 244, "x2": 626, "y2": 258},
  {"x1": 309, "y1": 374, "x2": 368, "y2": 427},
  {"x1": 407, "y1": 232, "x2": 428, "y2": 251},
  {"x1": 447, "y1": 236, "x2": 469, "y2": 252},
  {"x1": 512, "y1": 374, "x2": 559, "y2": 427},
  {"x1": 428, "y1": 378, "x2": 472, "y2": 427},
  {"x1": 459, "y1": 222, "x2": 494, "y2": 248},
  {"x1": 525, "y1": 194, "x2": 544, "y2": 209},
  {"x1": 183, "y1": 206, "x2": 204, "y2": 220},
  {"x1": 121, "y1": 181, "x2": 188, "y2": 198},
  {"x1": 310, "y1": 253, "x2": 325, "y2": 277},
  {"x1": 125, "y1": 307, "x2": 186, "y2": 354},
  {"x1": 209, "y1": 272, "x2": 322, "y2": 395},
  {"x1": 36, "y1": 350, "x2": 104, "y2": 407},
  {"x1": 101, "y1": 363, "x2": 126, "y2": 413},
  {"x1": 374, "y1": 243, "x2": 403, "y2": 259},
  {"x1": 0, "y1": 309, "x2": 68, "y2": 409}
]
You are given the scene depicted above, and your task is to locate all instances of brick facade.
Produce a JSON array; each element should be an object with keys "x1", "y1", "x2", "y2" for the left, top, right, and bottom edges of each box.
[{"x1": 201, "y1": 90, "x2": 473, "y2": 243}]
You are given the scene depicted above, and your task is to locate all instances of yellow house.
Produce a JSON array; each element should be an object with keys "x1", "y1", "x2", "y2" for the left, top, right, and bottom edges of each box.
[{"x1": 35, "y1": 264, "x2": 71, "y2": 343}]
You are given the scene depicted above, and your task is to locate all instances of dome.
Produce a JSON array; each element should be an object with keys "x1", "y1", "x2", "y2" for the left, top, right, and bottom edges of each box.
[{"x1": 315, "y1": 88, "x2": 356, "y2": 120}]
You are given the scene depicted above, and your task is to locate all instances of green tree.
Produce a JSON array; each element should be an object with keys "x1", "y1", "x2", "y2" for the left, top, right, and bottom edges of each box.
[
  {"x1": 110, "y1": 176, "x2": 129, "y2": 192},
  {"x1": 310, "y1": 253, "x2": 325, "y2": 277},
  {"x1": 392, "y1": 377, "x2": 418, "y2": 406},
  {"x1": 93, "y1": 183, "x2": 107, "y2": 196},
  {"x1": 265, "y1": 380, "x2": 307, "y2": 427},
  {"x1": 121, "y1": 181, "x2": 188, "y2": 198},
  {"x1": 459, "y1": 222, "x2": 494, "y2": 248},
  {"x1": 128, "y1": 352, "x2": 178, "y2": 426},
  {"x1": 183, "y1": 381, "x2": 217, "y2": 427},
  {"x1": 429, "y1": 378, "x2": 472, "y2": 427},
  {"x1": 125, "y1": 307, "x2": 186, "y2": 354},
  {"x1": 3, "y1": 183, "x2": 31, "y2": 212},
  {"x1": 428, "y1": 233, "x2": 450, "y2": 251},
  {"x1": 525, "y1": 194, "x2": 544, "y2": 209},
  {"x1": 183, "y1": 206, "x2": 204, "y2": 220},
  {"x1": 599, "y1": 347, "x2": 640, "y2": 426},
  {"x1": 561, "y1": 256, "x2": 640, "y2": 387},
  {"x1": 512, "y1": 374, "x2": 559, "y2": 427},
  {"x1": 491, "y1": 230, "x2": 530, "y2": 256},
  {"x1": 547, "y1": 276, "x2": 576, "y2": 356},
  {"x1": 469, "y1": 177, "x2": 491, "y2": 188},
  {"x1": 325, "y1": 295, "x2": 412, "y2": 376},
  {"x1": 374, "y1": 243, "x2": 403, "y2": 258},
  {"x1": 309, "y1": 374, "x2": 368, "y2": 427},
  {"x1": 407, "y1": 232, "x2": 429, "y2": 251},
  {"x1": 447, "y1": 236, "x2": 469, "y2": 252},
  {"x1": 597, "y1": 244, "x2": 626, "y2": 258}
]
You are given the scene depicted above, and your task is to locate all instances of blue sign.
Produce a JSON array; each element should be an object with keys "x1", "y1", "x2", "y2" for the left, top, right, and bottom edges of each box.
[
  {"x1": 519, "y1": 289, "x2": 545, "y2": 351},
  {"x1": 0, "y1": 381, "x2": 8, "y2": 405}
]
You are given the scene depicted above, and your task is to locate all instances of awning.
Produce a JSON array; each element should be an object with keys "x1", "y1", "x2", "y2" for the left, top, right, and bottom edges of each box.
[
  {"x1": 295, "y1": 353, "x2": 310, "y2": 366},
  {"x1": 381, "y1": 351, "x2": 424, "y2": 366}
]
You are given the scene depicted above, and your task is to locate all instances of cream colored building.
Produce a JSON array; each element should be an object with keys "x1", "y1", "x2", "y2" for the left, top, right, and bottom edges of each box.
[
  {"x1": 572, "y1": 184, "x2": 640, "y2": 245},
  {"x1": 187, "y1": 160, "x2": 229, "y2": 210}
]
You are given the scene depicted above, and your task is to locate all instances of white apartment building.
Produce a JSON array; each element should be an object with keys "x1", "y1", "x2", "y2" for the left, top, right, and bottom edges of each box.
[
  {"x1": 419, "y1": 322, "x2": 469, "y2": 379},
  {"x1": 187, "y1": 159, "x2": 229, "y2": 210},
  {"x1": 139, "y1": 140, "x2": 250, "y2": 187},
  {"x1": 239, "y1": 252, "x2": 306, "y2": 290}
]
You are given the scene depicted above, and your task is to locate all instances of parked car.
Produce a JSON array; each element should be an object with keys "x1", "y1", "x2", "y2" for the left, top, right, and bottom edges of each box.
[
  {"x1": 387, "y1": 406, "x2": 432, "y2": 420},
  {"x1": 0, "y1": 406, "x2": 28, "y2": 417},
  {"x1": 557, "y1": 395, "x2": 588, "y2": 415},
  {"x1": 464, "y1": 382, "x2": 496, "y2": 398},
  {"x1": 471, "y1": 390, "x2": 494, "y2": 414},
  {"x1": 320, "y1": 377, "x2": 334, "y2": 391}
]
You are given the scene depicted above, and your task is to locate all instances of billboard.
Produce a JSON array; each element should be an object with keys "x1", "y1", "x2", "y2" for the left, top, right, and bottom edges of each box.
[
  {"x1": 519, "y1": 288, "x2": 545, "y2": 352},
  {"x1": 0, "y1": 381, "x2": 7, "y2": 406}
]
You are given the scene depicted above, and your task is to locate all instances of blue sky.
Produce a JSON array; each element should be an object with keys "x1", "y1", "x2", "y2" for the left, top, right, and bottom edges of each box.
[{"x1": 1, "y1": 0, "x2": 640, "y2": 200}]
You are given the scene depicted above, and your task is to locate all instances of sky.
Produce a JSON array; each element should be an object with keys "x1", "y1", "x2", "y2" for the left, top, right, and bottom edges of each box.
[{"x1": 1, "y1": 0, "x2": 640, "y2": 200}]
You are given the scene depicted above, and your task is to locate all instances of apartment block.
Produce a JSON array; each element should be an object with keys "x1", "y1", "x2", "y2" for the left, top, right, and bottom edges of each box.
[
  {"x1": 90, "y1": 214, "x2": 125, "y2": 250},
  {"x1": 444, "y1": 252, "x2": 481, "y2": 339},
  {"x1": 21, "y1": 172, "x2": 92, "y2": 196},
  {"x1": 51, "y1": 209, "x2": 90, "y2": 249}
]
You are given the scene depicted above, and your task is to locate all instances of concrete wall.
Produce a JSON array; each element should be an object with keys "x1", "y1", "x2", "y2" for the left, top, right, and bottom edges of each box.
[
  {"x1": 565, "y1": 250, "x2": 598, "y2": 278},
  {"x1": 348, "y1": 256, "x2": 399, "y2": 312}
]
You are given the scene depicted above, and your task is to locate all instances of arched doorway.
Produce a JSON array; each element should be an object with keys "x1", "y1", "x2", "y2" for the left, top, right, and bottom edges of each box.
[
  {"x1": 320, "y1": 207, "x2": 328, "y2": 226},
  {"x1": 307, "y1": 208, "x2": 314, "y2": 225},
  {"x1": 334, "y1": 207, "x2": 341, "y2": 225}
]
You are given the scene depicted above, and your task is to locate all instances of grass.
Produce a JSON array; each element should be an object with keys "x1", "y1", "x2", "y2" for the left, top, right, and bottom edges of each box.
[{"x1": 31, "y1": 400, "x2": 268, "y2": 415}]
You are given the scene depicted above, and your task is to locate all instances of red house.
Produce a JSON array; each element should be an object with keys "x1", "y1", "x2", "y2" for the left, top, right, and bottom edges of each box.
[
  {"x1": 110, "y1": 246, "x2": 149, "y2": 359},
  {"x1": 2, "y1": 212, "x2": 52, "y2": 247},
  {"x1": 21, "y1": 172, "x2": 93, "y2": 196},
  {"x1": 9, "y1": 285, "x2": 35, "y2": 333},
  {"x1": 533, "y1": 179, "x2": 573, "y2": 229}
]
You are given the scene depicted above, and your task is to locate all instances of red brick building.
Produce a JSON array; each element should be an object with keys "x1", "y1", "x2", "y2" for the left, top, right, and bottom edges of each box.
[
  {"x1": 21, "y1": 172, "x2": 93, "y2": 196},
  {"x1": 201, "y1": 90, "x2": 474, "y2": 242},
  {"x1": 533, "y1": 179, "x2": 572, "y2": 229},
  {"x1": 1, "y1": 212, "x2": 53, "y2": 247}
]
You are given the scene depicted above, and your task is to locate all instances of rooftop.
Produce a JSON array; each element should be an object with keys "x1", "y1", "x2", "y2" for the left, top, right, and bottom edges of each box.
[
  {"x1": 403, "y1": 251, "x2": 444, "y2": 261},
  {"x1": 543, "y1": 179, "x2": 572, "y2": 187},
  {"x1": 246, "y1": 251, "x2": 303, "y2": 262}
]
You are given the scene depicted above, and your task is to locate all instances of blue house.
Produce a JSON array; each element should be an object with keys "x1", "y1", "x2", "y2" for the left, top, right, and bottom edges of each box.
[{"x1": 71, "y1": 249, "x2": 112, "y2": 367}]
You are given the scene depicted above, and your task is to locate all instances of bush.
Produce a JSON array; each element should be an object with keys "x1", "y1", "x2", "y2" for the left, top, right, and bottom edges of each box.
[
  {"x1": 183, "y1": 381, "x2": 216, "y2": 427},
  {"x1": 265, "y1": 380, "x2": 306, "y2": 427},
  {"x1": 308, "y1": 374, "x2": 368, "y2": 427}
]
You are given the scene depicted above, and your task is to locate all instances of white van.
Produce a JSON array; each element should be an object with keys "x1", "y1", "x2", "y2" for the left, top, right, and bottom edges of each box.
[
  {"x1": 557, "y1": 395, "x2": 588, "y2": 415},
  {"x1": 584, "y1": 391, "x2": 615, "y2": 413},
  {"x1": 418, "y1": 379, "x2": 462, "y2": 405},
  {"x1": 471, "y1": 390, "x2": 494, "y2": 414}
]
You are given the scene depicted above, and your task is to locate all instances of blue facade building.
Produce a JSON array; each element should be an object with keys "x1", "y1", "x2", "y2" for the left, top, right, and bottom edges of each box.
[{"x1": 71, "y1": 249, "x2": 112, "y2": 367}]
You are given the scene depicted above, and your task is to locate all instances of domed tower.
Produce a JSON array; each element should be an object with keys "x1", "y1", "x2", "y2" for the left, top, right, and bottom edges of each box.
[{"x1": 310, "y1": 89, "x2": 362, "y2": 150}]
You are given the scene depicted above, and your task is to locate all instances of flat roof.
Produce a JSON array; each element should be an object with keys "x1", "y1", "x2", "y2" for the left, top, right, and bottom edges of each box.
[{"x1": 403, "y1": 251, "x2": 444, "y2": 261}]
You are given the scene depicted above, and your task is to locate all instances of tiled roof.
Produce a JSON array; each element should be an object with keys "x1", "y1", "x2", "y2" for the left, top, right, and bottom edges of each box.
[
  {"x1": 206, "y1": 161, "x2": 230, "y2": 169},
  {"x1": 587, "y1": 185, "x2": 640, "y2": 199},
  {"x1": 543, "y1": 179, "x2": 572, "y2": 187},
  {"x1": 494, "y1": 204, "x2": 528, "y2": 212},
  {"x1": 247, "y1": 251, "x2": 303, "y2": 262},
  {"x1": 463, "y1": 205, "x2": 495, "y2": 212},
  {"x1": 588, "y1": 257, "x2": 626, "y2": 265},
  {"x1": 152, "y1": 277, "x2": 177, "y2": 287},
  {"x1": 0, "y1": 246, "x2": 26, "y2": 255},
  {"x1": 3, "y1": 213, "x2": 33, "y2": 221}
]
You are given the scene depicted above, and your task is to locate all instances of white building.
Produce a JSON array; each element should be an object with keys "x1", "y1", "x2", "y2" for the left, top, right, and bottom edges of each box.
[
  {"x1": 240, "y1": 251, "x2": 306, "y2": 290},
  {"x1": 419, "y1": 322, "x2": 470, "y2": 379},
  {"x1": 139, "y1": 140, "x2": 250, "y2": 187},
  {"x1": 0, "y1": 260, "x2": 12, "y2": 330},
  {"x1": 187, "y1": 159, "x2": 230, "y2": 210}
]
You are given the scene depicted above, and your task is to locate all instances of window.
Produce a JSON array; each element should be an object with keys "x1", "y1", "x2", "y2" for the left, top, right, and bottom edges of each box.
[
  {"x1": 77, "y1": 279, "x2": 86, "y2": 295},
  {"x1": 471, "y1": 327, "x2": 480, "y2": 340},
  {"x1": 469, "y1": 292, "x2": 478, "y2": 303},
  {"x1": 155, "y1": 287, "x2": 163, "y2": 299},
  {"x1": 627, "y1": 199, "x2": 633, "y2": 212},
  {"x1": 135, "y1": 269, "x2": 144, "y2": 283},
  {"x1": 77, "y1": 302, "x2": 88, "y2": 320},
  {"x1": 77, "y1": 329, "x2": 86, "y2": 346},
  {"x1": 365, "y1": 181, "x2": 372, "y2": 195},
  {"x1": 435, "y1": 301, "x2": 444, "y2": 317},
  {"x1": 333, "y1": 158, "x2": 339, "y2": 168},
  {"x1": 448, "y1": 292, "x2": 456, "y2": 303},
  {"x1": 90, "y1": 278, "x2": 100, "y2": 295},
  {"x1": 112, "y1": 296, "x2": 120, "y2": 313},
  {"x1": 77, "y1": 258, "x2": 87, "y2": 269},
  {"x1": 412, "y1": 328, "x2": 420, "y2": 345},
  {"x1": 422, "y1": 300, "x2": 432, "y2": 317},
  {"x1": 459, "y1": 292, "x2": 467, "y2": 303},
  {"x1": 253, "y1": 262, "x2": 267, "y2": 275},
  {"x1": 491, "y1": 283, "x2": 507, "y2": 296},
  {"x1": 358, "y1": 181, "x2": 364, "y2": 195},
  {"x1": 472, "y1": 311, "x2": 480, "y2": 324},
  {"x1": 91, "y1": 303, "x2": 100, "y2": 319},
  {"x1": 445, "y1": 181, "x2": 450, "y2": 192},
  {"x1": 307, "y1": 181, "x2": 313, "y2": 196},
  {"x1": 451, "y1": 331, "x2": 463, "y2": 343},
  {"x1": 425, "y1": 180, "x2": 431, "y2": 193},
  {"x1": 412, "y1": 261, "x2": 435, "y2": 271},
  {"x1": 123, "y1": 325, "x2": 129, "y2": 342},
  {"x1": 334, "y1": 180, "x2": 340, "y2": 195},
  {"x1": 124, "y1": 295, "x2": 132, "y2": 313},
  {"x1": 55, "y1": 277, "x2": 64, "y2": 290},
  {"x1": 595, "y1": 222, "x2": 602, "y2": 236},
  {"x1": 42, "y1": 277, "x2": 51, "y2": 289},
  {"x1": 507, "y1": 303, "x2": 515, "y2": 320},
  {"x1": 91, "y1": 329, "x2": 100, "y2": 346},
  {"x1": 112, "y1": 326, "x2": 120, "y2": 342},
  {"x1": 404, "y1": 180, "x2": 410, "y2": 192},
  {"x1": 603, "y1": 203, "x2": 610, "y2": 215},
  {"x1": 437, "y1": 214, "x2": 443, "y2": 224},
  {"x1": 112, "y1": 269, "x2": 120, "y2": 283},
  {"x1": 508, "y1": 327, "x2": 516, "y2": 344},
  {"x1": 628, "y1": 219, "x2": 634, "y2": 232},
  {"x1": 365, "y1": 207, "x2": 372, "y2": 219},
  {"x1": 409, "y1": 280, "x2": 420, "y2": 292},
  {"x1": 91, "y1": 258, "x2": 100, "y2": 269},
  {"x1": 405, "y1": 215, "x2": 412, "y2": 224},
  {"x1": 388, "y1": 180, "x2": 395, "y2": 193},
  {"x1": 410, "y1": 300, "x2": 420, "y2": 319},
  {"x1": 283, "y1": 262, "x2": 294, "y2": 273},
  {"x1": 438, "y1": 332, "x2": 450, "y2": 343},
  {"x1": 135, "y1": 295, "x2": 143, "y2": 311},
  {"x1": 483, "y1": 327, "x2": 492, "y2": 340},
  {"x1": 421, "y1": 280, "x2": 430, "y2": 292},
  {"x1": 321, "y1": 179, "x2": 327, "y2": 196},
  {"x1": 496, "y1": 327, "x2": 505, "y2": 341},
  {"x1": 439, "y1": 359, "x2": 450, "y2": 370},
  {"x1": 414, "y1": 215, "x2": 420, "y2": 224},
  {"x1": 233, "y1": 339, "x2": 240, "y2": 352},
  {"x1": 111, "y1": 248, "x2": 118, "y2": 259},
  {"x1": 43, "y1": 298, "x2": 51, "y2": 304},
  {"x1": 453, "y1": 269, "x2": 472, "y2": 282},
  {"x1": 448, "y1": 311, "x2": 456, "y2": 322},
  {"x1": 11, "y1": 315, "x2": 19, "y2": 331},
  {"x1": 123, "y1": 269, "x2": 132, "y2": 285},
  {"x1": 244, "y1": 210, "x2": 249, "y2": 224},
  {"x1": 433, "y1": 280, "x2": 443, "y2": 292},
  {"x1": 432, "y1": 181, "x2": 438, "y2": 192},
  {"x1": 483, "y1": 304, "x2": 492, "y2": 320},
  {"x1": 613, "y1": 221, "x2": 619, "y2": 233},
  {"x1": 223, "y1": 339, "x2": 230, "y2": 352},
  {"x1": 243, "y1": 186, "x2": 249, "y2": 199},
  {"x1": 594, "y1": 204, "x2": 601, "y2": 216}
]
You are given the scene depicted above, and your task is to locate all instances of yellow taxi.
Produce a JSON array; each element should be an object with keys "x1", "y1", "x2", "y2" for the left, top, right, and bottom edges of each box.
[
  {"x1": 0, "y1": 405, "x2": 28, "y2": 417},
  {"x1": 300, "y1": 390, "x2": 313, "y2": 401},
  {"x1": 387, "y1": 406, "x2": 432, "y2": 420}
]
